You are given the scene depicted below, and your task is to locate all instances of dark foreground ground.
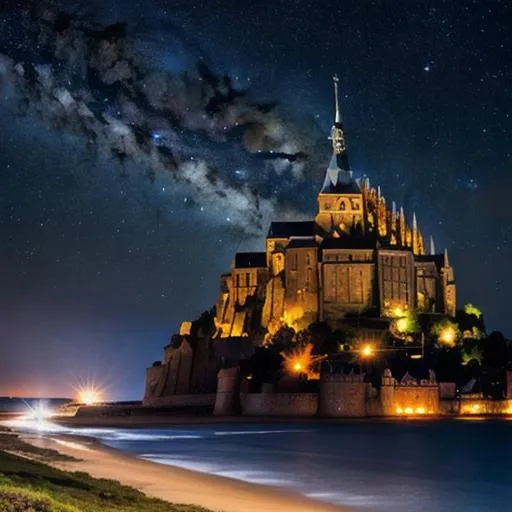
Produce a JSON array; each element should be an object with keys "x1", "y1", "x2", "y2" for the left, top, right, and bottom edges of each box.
[{"x1": 0, "y1": 427, "x2": 211, "y2": 512}]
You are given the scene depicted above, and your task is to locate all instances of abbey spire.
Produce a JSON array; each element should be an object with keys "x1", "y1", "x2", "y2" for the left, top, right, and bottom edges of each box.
[{"x1": 321, "y1": 75, "x2": 355, "y2": 193}]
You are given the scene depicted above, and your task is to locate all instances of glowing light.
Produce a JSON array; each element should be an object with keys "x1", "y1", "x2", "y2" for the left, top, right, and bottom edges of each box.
[
  {"x1": 361, "y1": 344, "x2": 374, "y2": 358},
  {"x1": 392, "y1": 307, "x2": 404, "y2": 318},
  {"x1": 396, "y1": 407, "x2": 403, "y2": 414},
  {"x1": 472, "y1": 404, "x2": 481, "y2": 412},
  {"x1": 439, "y1": 326, "x2": 457, "y2": 347},
  {"x1": 404, "y1": 407, "x2": 413, "y2": 415},
  {"x1": 464, "y1": 303, "x2": 482, "y2": 319},
  {"x1": 416, "y1": 407, "x2": 426, "y2": 415},
  {"x1": 396, "y1": 318, "x2": 409, "y2": 332},
  {"x1": 281, "y1": 343, "x2": 325, "y2": 379},
  {"x1": 77, "y1": 388, "x2": 102, "y2": 405},
  {"x1": 26, "y1": 403, "x2": 52, "y2": 422}
]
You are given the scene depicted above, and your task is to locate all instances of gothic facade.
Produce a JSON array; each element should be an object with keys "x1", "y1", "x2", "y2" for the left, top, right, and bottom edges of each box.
[{"x1": 215, "y1": 77, "x2": 456, "y2": 339}]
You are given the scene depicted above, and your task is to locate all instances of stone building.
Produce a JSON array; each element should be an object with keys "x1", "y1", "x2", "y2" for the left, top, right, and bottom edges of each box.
[
  {"x1": 144, "y1": 77, "x2": 458, "y2": 407},
  {"x1": 215, "y1": 76, "x2": 456, "y2": 339}
]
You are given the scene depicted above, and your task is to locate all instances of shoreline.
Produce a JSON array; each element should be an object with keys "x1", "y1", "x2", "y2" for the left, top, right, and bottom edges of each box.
[
  {"x1": 46, "y1": 413, "x2": 502, "y2": 429},
  {"x1": 18, "y1": 431, "x2": 349, "y2": 512}
]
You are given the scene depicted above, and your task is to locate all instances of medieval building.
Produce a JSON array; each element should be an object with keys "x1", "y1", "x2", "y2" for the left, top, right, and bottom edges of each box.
[
  {"x1": 215, "y1": 76, "x2": 456, "y2": 340},
  {"x1": 143, "y1": 77, "x2": 457, "y2": 407}
]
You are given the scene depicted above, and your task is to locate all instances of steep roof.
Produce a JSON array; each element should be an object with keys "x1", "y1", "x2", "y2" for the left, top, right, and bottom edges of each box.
[
  {"x1": 234, "y1": 252, "x2": 267, "y2": 269},
  {"x1": 267, "y1": 221, "x2": 315, "y2": 239},
  {"x1": 320, "y1": 152, "x2": 361, "y2": 194},
  {"x1": 415, "y1": 254, "x2": 444, "y2": 271},
  {"x1": 321, "y1": 236, "x2": 376, "y2": 250},
  {"x1": 287, "y1": 238, "x2": 318, "y2": 249}
]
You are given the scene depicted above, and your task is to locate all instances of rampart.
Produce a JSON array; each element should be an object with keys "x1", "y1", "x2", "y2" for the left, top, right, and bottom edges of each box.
[
  {"x1": 241, "y1": 393, "x2": 319, "y2": 416},
  {"x1": 319, "y1": 373, "x2": 368, "y2": 417}
]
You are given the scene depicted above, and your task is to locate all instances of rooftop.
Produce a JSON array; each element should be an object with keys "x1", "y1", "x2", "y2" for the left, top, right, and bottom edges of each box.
[
  {"x1": 234, "y1": 252, "x2": 267, "y2": 269},
  {"x1": 267, "y1": 221, "x2": 315, "y2": 239}
]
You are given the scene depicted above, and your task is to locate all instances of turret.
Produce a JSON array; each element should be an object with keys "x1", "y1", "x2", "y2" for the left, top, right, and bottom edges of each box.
[{"x1": 429, "y1": 236, "x2": 436, "y2": 255}]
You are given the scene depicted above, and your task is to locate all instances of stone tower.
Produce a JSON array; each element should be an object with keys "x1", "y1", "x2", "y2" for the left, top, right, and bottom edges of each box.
[{"x1": 315, "y1": 75, "x2": 365, "y2": 238}]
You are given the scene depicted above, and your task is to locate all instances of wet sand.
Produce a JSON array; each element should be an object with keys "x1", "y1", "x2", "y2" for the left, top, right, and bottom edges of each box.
[{"x1": 22, "y1": 433, "x2": 349, "y2": 512}]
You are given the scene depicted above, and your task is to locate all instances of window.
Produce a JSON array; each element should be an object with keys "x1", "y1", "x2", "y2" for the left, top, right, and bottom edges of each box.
[
  {"x1": 340, "y1": 201, "x2": 346, "y2": 211},
  {"x1": 306, "y1": 268, "x2": 312, "y2": 291},
  {"x1": 306, "y1": 252, "x2": 311, "y2": 265},
  {"x1": 246, "y1": 273, "x2": 251, "y2": 287}
]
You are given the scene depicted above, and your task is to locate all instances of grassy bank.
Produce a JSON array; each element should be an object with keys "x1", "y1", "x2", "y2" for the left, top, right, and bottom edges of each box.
[{"x1": 0, "y1": 431, "x2": 211, "y2": 512}]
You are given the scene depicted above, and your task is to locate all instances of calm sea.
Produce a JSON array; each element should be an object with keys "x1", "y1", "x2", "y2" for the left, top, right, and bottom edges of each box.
[{"x1": 68, "y1": 420, "x2": 512, "y2": 511}]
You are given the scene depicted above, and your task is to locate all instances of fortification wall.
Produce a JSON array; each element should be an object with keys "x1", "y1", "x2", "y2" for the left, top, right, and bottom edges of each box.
[
  {"x1": 319, "y1": 375, "x2": 368, "y2": 417},
  {"x1": 143, "y1": 364, "x2": 168, "y2": 404},
  {"x1": 142, "y1": 394, "x2": 216, "y2": 408},
  {"x1": 459, "y1": 398, "x2": 512, "y2": 415},
  {"x1": 242, "y1": 393, "x2": 318, "y2": 416},
  {"x1": 213, "y1": 367, "x2": 240, "y2": 416},
  {"x1": 380, "y1": 384, "x2": 439, "y2": 416}
]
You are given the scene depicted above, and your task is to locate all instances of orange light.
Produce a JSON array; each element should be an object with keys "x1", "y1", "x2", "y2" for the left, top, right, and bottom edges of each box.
[
  {"x1": 76, "y1": 388, "x2": 103, "y2": 405},
  {"x1": 416, "y1": 407, "x2": 426, "y2": 415},
  {"x1": 404, "y1": 407, "x2": 413, "y2": 415},
  {"x1": 392, "y1": 307, "x2": 404, "y2": 318},
  {"x1": 439, "y1": 326, "x2": 457, "y2": 347},
  {"x1": 361, "y1": 344, "x2": 374, "y2": 358},
  {"x1": 396, "y1": 407, "x2": 403, "y2": 414},
  {"x1": 281, "y1": 343, "x2": 325, "y2": 378}
]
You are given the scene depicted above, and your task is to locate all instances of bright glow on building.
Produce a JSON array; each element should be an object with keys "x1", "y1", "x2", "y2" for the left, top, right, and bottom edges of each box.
[
  {"x1": 396, "y1": 406, "x2": 429, "y2": 416},
  {"x1": 392, "y1": 307, "x2": 404, "y2": 318},
  {"x1": 361, "y1": 344, "x2": 374, "y2": 358},
  {"x1": 396, "y1": 318, "x2": 409, "y2": 332},
  {"x1": 439, "y1": 326, "x2": 457, "y2": 347},
  {"x1": 281, "y1": 343, "x2": 325, "y2": 378}
]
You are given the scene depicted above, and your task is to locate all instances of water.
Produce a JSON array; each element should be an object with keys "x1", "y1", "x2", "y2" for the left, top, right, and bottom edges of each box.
[{"x1": 66, "y1": 419, "x2": 512, "y2": 511}]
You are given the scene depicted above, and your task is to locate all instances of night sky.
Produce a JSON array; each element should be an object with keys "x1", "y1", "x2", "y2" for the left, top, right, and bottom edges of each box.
[{"x1": 0, "y1": 0, "x2": 510, "y2": 400}]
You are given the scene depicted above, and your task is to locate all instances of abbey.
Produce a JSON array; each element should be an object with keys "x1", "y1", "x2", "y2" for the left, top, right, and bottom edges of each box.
[{"x1": 215, "y1": 76, "x2": 456, "y2": 341}]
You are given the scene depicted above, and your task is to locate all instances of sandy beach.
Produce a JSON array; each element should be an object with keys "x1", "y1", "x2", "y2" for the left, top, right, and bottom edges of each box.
[{"x1": 21, "y1": 433, "x2": 348, "y2": 512}]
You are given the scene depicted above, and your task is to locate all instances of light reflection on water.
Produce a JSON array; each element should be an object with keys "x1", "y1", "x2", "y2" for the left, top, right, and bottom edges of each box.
[{"x1": 8, "y1": 420, "x2": 512, "y2": 511}]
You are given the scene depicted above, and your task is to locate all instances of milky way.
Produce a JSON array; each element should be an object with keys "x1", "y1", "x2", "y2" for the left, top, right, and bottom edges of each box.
[{"x1": 0, "y1": 0, "x2": 510, "y2": 399}]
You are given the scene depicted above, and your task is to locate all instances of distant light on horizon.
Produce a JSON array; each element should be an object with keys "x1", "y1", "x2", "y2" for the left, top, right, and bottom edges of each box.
[{"x1": 76, "y1": 387, "x2": 104, "y2": 405}]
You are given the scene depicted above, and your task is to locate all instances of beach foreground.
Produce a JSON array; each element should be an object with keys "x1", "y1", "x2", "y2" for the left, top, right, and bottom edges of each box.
[{"x1": 22, "y1": 433, "x2": 347, "y2": 512}]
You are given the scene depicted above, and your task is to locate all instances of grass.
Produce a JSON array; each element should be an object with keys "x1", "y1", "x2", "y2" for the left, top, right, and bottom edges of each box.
[
  {"x1": 0, "y1": 433, "x2": 212, "y2": 512},
  {"x1": 0, "y1": 431, "x2": 77, "y2": 463}
]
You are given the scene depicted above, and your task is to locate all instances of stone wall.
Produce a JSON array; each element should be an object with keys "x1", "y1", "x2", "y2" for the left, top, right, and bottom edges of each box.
[
  {"x1": 390, "y1": 385, "x2": 439, "y2": 415},
  {"x1": 319, "y1": 373, "x2": 368, "y2": 417},
  {"x1": 213, "y1": 367, "x2": 240, "y2": 416},
  {"x1": 140, "y1": 394, "x2": 216, "y2": 408},
  {"x1": 459, "y1": 397, "x2": 512, "y2": 415},
  {"x1": 378, "y1": 369, "x2": 441, "y2": 416},
  {"x1": 242, "y1": 393, "x2": 318, "y2": 416}
]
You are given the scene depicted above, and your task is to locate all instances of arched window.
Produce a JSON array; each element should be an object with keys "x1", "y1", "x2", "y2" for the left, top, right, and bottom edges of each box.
[{"x1": 339, "y1": 201, "x2": 346, "y2": 211}]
